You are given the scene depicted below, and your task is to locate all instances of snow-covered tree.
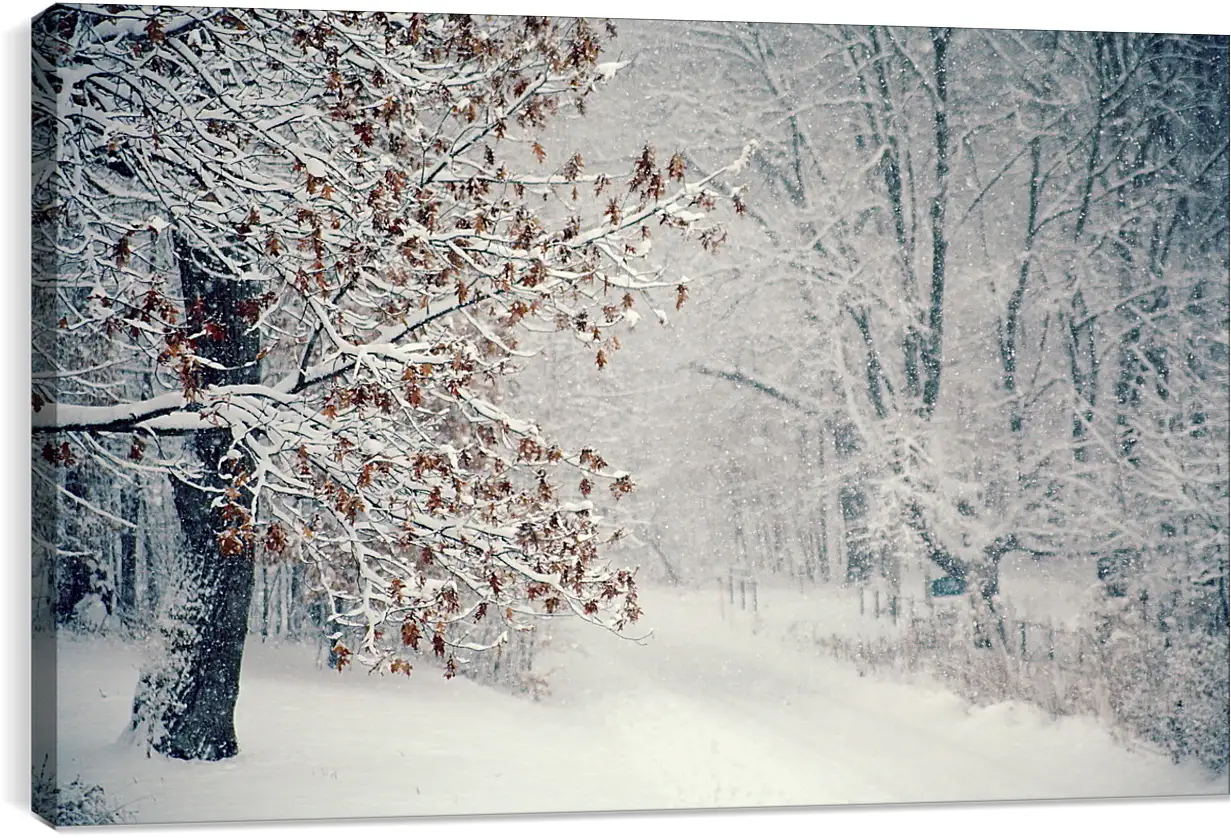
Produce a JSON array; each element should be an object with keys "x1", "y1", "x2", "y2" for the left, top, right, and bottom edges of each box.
[
  {"x1": 32, "y1": 5, "x2": 737, "y2": 760},
  {"x1": 552, "y1": 21, "x2": 1227, "y2": 768},
  {"x1": 622, "y1": 21, "x2": 1226, "y2": 618}
]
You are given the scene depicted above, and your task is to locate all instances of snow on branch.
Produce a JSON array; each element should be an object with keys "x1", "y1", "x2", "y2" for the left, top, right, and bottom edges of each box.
[
  {"x1": 690, "y1": 363, "x2": 820, "y2": 416},
  {"x1": 33, "y1": 6, "x2": 741, "y2": 676}
]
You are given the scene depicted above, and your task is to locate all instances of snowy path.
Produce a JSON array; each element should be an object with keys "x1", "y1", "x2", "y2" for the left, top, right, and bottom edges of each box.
[
  {"x1": 54, "y1": 587, "x2": 1224, "y2": 825},
  {"x1": 539, "y1": 588, "x2": 1222, "y2": 808}
]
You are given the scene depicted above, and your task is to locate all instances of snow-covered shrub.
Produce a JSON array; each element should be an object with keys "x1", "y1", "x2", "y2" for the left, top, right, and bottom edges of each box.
[
  {"x1": 1092, "y1": 592, "x2": 1230, "y2": 773},
  {"x1": 32, "y1": 764, "x2": 130, "y2": 826},
  {"x1": 805, "y1": 586, "x2": 1229, "y2": 774},
  {"x1": 1162, "y1": 637, "x2": 1230, "y2": 773}
]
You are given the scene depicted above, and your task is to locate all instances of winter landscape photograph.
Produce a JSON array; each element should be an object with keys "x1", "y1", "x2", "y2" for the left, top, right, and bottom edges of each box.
[{"x1": 25, "y1": 0, "x2": 1230, "y2": 830}]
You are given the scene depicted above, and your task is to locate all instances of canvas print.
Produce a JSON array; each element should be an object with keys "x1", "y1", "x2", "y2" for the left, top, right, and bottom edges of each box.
[{"x1": 30, "y1": 2, "x2": 1230, "y2": 826}]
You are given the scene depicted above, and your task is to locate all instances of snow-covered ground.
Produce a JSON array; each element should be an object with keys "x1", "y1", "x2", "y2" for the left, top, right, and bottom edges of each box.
[{"x1": 53, "y1": 586, "x2": 1223, "y2": 826}]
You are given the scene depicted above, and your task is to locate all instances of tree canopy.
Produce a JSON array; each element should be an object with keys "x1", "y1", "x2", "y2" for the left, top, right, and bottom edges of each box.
[{"x1": 32, "y1": 5, "x2": 738, "y2": 758}]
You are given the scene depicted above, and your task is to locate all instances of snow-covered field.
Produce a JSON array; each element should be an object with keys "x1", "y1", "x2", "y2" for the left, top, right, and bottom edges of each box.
[{"x1": 53, "y1": 586, "x2": 1224, "y2": 826}]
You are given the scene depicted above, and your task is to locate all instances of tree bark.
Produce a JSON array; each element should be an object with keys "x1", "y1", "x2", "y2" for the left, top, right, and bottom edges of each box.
[
  {"x1": 118, "y1": 485, "x2": 139, "y2": 617},
  {"x1": 920, "y1": 27, "x2": 952, "y2": 419},
  {"x1": 127, "y1": 236, "x2": 260, "y2": 760},
  {"x1": 128, "y1": 459, "x2": 256, "y2": 760},
  {"x1": 1001, "y1": 137, "x2": 1041, "y2": 437}
]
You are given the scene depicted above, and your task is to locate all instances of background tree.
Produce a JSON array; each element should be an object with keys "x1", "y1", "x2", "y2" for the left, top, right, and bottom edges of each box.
[
  {"x1": 516, "y1": 18, "x2": 1227, "y2": 768},
  {"x1": 32, "y1": 5, "x2": 735, "y2": 760}
]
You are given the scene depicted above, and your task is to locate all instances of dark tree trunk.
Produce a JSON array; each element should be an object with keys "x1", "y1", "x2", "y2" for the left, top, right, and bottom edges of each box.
[
  {"x1": 136, "y1": 450, "x2": 256, "y2": 760},
  {"x1": 128, "y1": 235, "x2": 260, "y2": 761},
  {"x1": 1001, "y1": 137, "x2": 1041, "y2": 436},
  {"x1": 1064, "y1": 291, "x2": 1099, "y2": 460},
  {"x1": 851, "y1": 28, "x2": 923, "y2": 404},
  {"x1": 54, "y1": 468, "x2": 93, "y2": 623},
  {"x1": 118, "y1": 485, "x2": 139, "y2": 616},
  {"x1": 920, "y1": 27, "x2": 951, "y2": 419},
  {"x1": 849, "y1": 306, "x2": 889, "y2": 420}
]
